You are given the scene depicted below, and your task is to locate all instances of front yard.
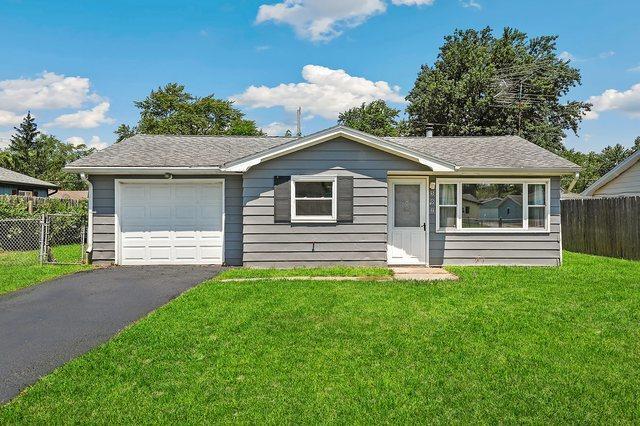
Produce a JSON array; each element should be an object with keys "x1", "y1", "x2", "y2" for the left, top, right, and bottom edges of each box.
[
  {"x1": 1, "y1": 252, "x2": 638, "y2": 423},
  {"x1": 0, "y1": 245, "x2": 90, "y2": 295}
]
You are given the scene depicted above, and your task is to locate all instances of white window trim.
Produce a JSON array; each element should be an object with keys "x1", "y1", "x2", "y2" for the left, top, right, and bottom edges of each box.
[
  {"x1": 435, "y1": 178, "x2": 551, "y2": 233},
  {"x1": 290, "y1": 175, "x2": 337, "y2": 223}
]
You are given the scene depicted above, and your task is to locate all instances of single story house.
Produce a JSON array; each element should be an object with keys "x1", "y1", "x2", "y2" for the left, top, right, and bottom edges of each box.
[
  {"x1": 581, "y1": 149, "x2": 640, "y2": 197},
  {"x1": 0, "y1": 167, "x2": 57, "y2": 197},
  {"x1": 66, "y1": 126, "x2": 580, "y2": 267}
]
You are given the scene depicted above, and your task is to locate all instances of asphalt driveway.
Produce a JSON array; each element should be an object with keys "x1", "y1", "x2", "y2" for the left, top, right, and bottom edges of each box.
[{"x1": 0, "y1": 265, "x2": 219, "y2": 403}]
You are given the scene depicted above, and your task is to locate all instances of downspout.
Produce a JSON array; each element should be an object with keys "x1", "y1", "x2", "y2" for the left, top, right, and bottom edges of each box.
[{"x1": 80, "y1": 173, "x2": 93, "y2": 259}]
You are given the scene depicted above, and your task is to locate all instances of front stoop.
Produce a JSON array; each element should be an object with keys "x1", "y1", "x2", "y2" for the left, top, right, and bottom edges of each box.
[{"x1": 391, "y1": 266, "x2": 459, "y2": 281}]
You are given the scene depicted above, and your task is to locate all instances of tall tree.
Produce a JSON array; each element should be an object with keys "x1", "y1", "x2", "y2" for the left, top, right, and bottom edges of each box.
[
  {"x1": 405, "y1": 27, "x2": 590, "y2": 153},
  {"x1": 337, "y1": 100, "x2": 403, "y2": 136},
  {"x1": 6, "y1": 112, "x2": 40, "y2": 175},
  {"x1": 115, "y1": 83, "x2": 263, "y2": 141}
]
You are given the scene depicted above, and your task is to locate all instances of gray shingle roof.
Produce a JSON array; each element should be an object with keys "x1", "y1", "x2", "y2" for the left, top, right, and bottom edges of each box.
[
  {"x1": 68, "y1": 131, "x2": 578, "y2": 171},
  {"x1": 385, "y1": 135, "x2": 578, "y2": 170},
  {"x1": 0, "y1": 167, "x2": 57, "y2": 188},
  {"x1": 69, "y1": 134, "x2": 296, "y2": 168}
]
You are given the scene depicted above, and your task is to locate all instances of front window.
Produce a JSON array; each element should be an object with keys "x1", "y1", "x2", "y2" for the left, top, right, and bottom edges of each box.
[
  {"x1": 437, "y1": 180, "x2": 549, "y2": 232},
  {"x1": 18, "y1": 190, "x2": 33, "y2": 197},
  {"x1": 438, "y1": 183, "x2": 457, "y2": 229},
  {"x1": 291, "y1": 176, "x2": 337, "y2": 222},
  {"x1": 462, "y1": 183, "x2": 523, "y2": 229}
]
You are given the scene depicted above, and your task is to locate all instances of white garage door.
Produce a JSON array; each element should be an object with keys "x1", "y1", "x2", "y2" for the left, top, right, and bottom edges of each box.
[{"x1": 117, "y1": 180, "x2": 224, "y2": 265}]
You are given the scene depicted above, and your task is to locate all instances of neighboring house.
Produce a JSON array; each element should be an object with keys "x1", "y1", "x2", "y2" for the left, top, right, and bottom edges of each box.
[
  {"x1": 461, "y1": 193, "x2": 481, "y2": 221},
  {"x1": 478, "y1": 195, "x2": 523, "y2": 228},
  {"x1": 0, "y1": 167, "x2": 57, "y2": 197},
  {"x1": 66, "y1": 126, "x2": 579, "y2": 267},
  {"x1": 50, "y1": 190, "x2": 88, "y2": 200},
  {"x1": 581, "y1": 150, "x2": 640, "y2": 197}
]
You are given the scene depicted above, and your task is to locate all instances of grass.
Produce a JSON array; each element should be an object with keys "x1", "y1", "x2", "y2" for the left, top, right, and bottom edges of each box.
[
  {"x1": 1, "y1": 251, "x2": 639, "y2": 423},
  {"x1": 216, "y1": 265, "x2": 393, "y2": 280},
  {"x1": 0, "y1": 244, "x2": 90, "y2": 295}
]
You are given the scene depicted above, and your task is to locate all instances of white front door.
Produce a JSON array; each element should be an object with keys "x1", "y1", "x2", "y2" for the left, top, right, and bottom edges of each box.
[
  {"x1": 387, "y1": 178, "x2": 428, "y2": 265},
  {"x1": 117, "y1": 180, "x2": 224, "y2": 265}
]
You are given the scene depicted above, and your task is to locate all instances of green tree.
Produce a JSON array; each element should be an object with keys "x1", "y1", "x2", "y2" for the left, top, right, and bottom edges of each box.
[
  {"x1": 337, "y1": 100, "x2": 402, "y2": 136},
  {"x1": 115, "y1": 124, "x2": 136, "y2": 143},
  {"x1": 405, "y1": 27, "x2": 590, "y2": 152},
  {"x1": 5, "y1": 112, "x2": 40, "y2": 175},
  {"x1": 115, "y1": 83, "x2": 263, "y2": 141},
  {"x1": 36, "y1": 135, "x2": 94, "y2": 190}
]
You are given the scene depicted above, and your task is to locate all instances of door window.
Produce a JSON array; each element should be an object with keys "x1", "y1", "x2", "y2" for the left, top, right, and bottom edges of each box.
[{"x1": 394, "y1": 184, "x2": 420, "y2": 227}]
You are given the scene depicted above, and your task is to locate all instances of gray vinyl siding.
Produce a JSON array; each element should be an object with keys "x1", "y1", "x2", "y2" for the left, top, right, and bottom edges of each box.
[
  {"x1": 594, "y1": 160, "x2": 640, "y2": 197},
  {"x1": 428, "y1": 177, "x2": 562, "y2": 266},
  {"x1": 242, "y1": 137, "x2": 428, "y2": 267},
  {"x1": 88, "y1": 174, "x2": 243, "y2": 265}
]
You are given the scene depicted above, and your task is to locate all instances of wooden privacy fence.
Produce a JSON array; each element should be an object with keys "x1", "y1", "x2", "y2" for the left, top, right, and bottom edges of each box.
[{"x1": 561, "y1": 196, "x2": 640, "y2": 260}]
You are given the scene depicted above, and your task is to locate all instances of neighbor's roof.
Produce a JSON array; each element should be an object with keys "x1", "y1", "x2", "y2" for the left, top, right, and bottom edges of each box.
[
  {"x1": 581, "y1": 149, "x2": 640, "y2": 196},
  {"x1": 50, "y1": 190, "x2": 88, "y2": 200},
  {"x1": 0, "y1": 167, "x2": 57, "y2": 188},
  {"x1": 67, "y1": 126, "x2": 579, "y2": 172}
]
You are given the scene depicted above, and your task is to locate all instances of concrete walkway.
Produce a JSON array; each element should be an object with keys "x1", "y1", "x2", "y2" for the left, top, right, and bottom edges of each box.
[
  {"x1": 391, "y1": 266, "x2": 459, "y2": 281},
  {"x1": 0, "y1": 265, "x2": 219, "y2": 403}
]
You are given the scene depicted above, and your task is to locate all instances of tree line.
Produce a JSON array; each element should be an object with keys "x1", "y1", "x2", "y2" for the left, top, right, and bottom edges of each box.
[{"x1": 0, "y1": 27, "x2": 636, "y2": 193}]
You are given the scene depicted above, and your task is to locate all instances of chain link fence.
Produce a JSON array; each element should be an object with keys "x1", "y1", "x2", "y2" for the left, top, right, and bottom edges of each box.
[{"x1": 0, "y1": 214, "x2": 87, "y2": 265}]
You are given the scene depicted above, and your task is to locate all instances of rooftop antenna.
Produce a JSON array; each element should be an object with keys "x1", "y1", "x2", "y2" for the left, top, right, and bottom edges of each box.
[
  {"x1": 490, "y1": 60, "x2": 557, "y2": 136},
  {"x1": 296, "y1": 107, "x2": 302, "y2": 137}
]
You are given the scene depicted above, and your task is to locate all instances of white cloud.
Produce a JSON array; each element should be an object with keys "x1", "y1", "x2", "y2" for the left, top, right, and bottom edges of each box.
[
  {"x1": 460, "y1": 0, "x2": 481, "y2": 9},
  {"x1": 628, "y1": 65, "x2": 640, "y2": 73},
  {"x1": 66, "y1": 135, "x2": 108, "y2": 150},
  {"x1": 0, "y1": 110, "x2": 24, "y2": 126},
  {"x1": 47, "y1": 102, "x2": 114, "y2": 129},
  {"x1": 392, "y1": 0, "x2": 435, "y2": 5},
  {"x1": 585, "y1": 83, "x2": 640, "y2": 120},
  {"x1": 0, "y1": 72, "x2": 99, "y2": 112},
  {"x1": 262, "y1": 122, "x2": 295, "y2": 136},
  {"x1": 256, "y1": 0, "x2": 387, "y2": 42},
  {"x1": 232, "y1": 65, "x2": 404, "y2": 120},
  {"x1": 558, "y1": 50, "x2": 615, "y2": 63},
  {"x1": 559, "y1": 51, "x2": 576, "y2": 62}
]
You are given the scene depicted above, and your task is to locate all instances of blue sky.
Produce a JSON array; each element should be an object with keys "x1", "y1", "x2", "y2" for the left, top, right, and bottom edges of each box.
[{"x1": 0, "y1": 0, "x2": 638, "y2": 152}]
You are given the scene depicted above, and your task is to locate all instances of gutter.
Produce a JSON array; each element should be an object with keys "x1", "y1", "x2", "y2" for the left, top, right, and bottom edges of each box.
[{"x1": 80, "y1": 173, "x2": 93, "y2": 257}]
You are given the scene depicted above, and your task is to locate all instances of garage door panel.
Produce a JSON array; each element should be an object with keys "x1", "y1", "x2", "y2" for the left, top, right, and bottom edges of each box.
[
  {"x1": 149, "y1": 206, "x2": 171, "y2": 219},
  {"x1": 121, "y1": 206, "x2": 146, "y2": 221},
  {"x1": 149, "y1": 247, "x2": 172, "y2": 260},
  {"x1": 121, "y1": 185, "x2": 146, "y2": 203},
  {"x1": 174, "y1": 247, "x2": 198, "y2": 260},
  {"x1": 149, "y1": 186, "x2": 170, "y2": 199},
  {"x1": 119, "y1": 181, "x2": 224, "y2": 265}
]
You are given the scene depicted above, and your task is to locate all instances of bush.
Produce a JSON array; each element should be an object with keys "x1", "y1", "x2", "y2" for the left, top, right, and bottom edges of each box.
[{"x1": 0, "y1": 196, "x2": 87, "y2": 220}]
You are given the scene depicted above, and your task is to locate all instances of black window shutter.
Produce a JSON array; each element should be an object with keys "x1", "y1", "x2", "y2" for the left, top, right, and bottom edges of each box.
[
  {"x1": 337, "y1": 176, "x2": 354, "y2": 222},
  {"x1": 273, "y1": 176, "x2": 291, "y2": 223}
]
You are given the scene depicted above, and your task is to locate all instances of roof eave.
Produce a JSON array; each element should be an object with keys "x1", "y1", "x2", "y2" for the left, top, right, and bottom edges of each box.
[
  {"x1": 439, "y1": 167, "x2": 580, "y2": 176},
  {"x1": 64, "y1": 166, "x2": 231, "y2": 175}
]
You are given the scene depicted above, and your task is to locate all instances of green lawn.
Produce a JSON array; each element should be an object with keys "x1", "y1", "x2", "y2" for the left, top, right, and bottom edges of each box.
[
  {"x1": 1, "y1": 252, "x2": 639, "y2": 423},
  {"x1": 216, "y1": 265, "x2": 392, "y2": 280},
  {"x1": 0, "y1": 245, "x2": 90, "y2": 295}
]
